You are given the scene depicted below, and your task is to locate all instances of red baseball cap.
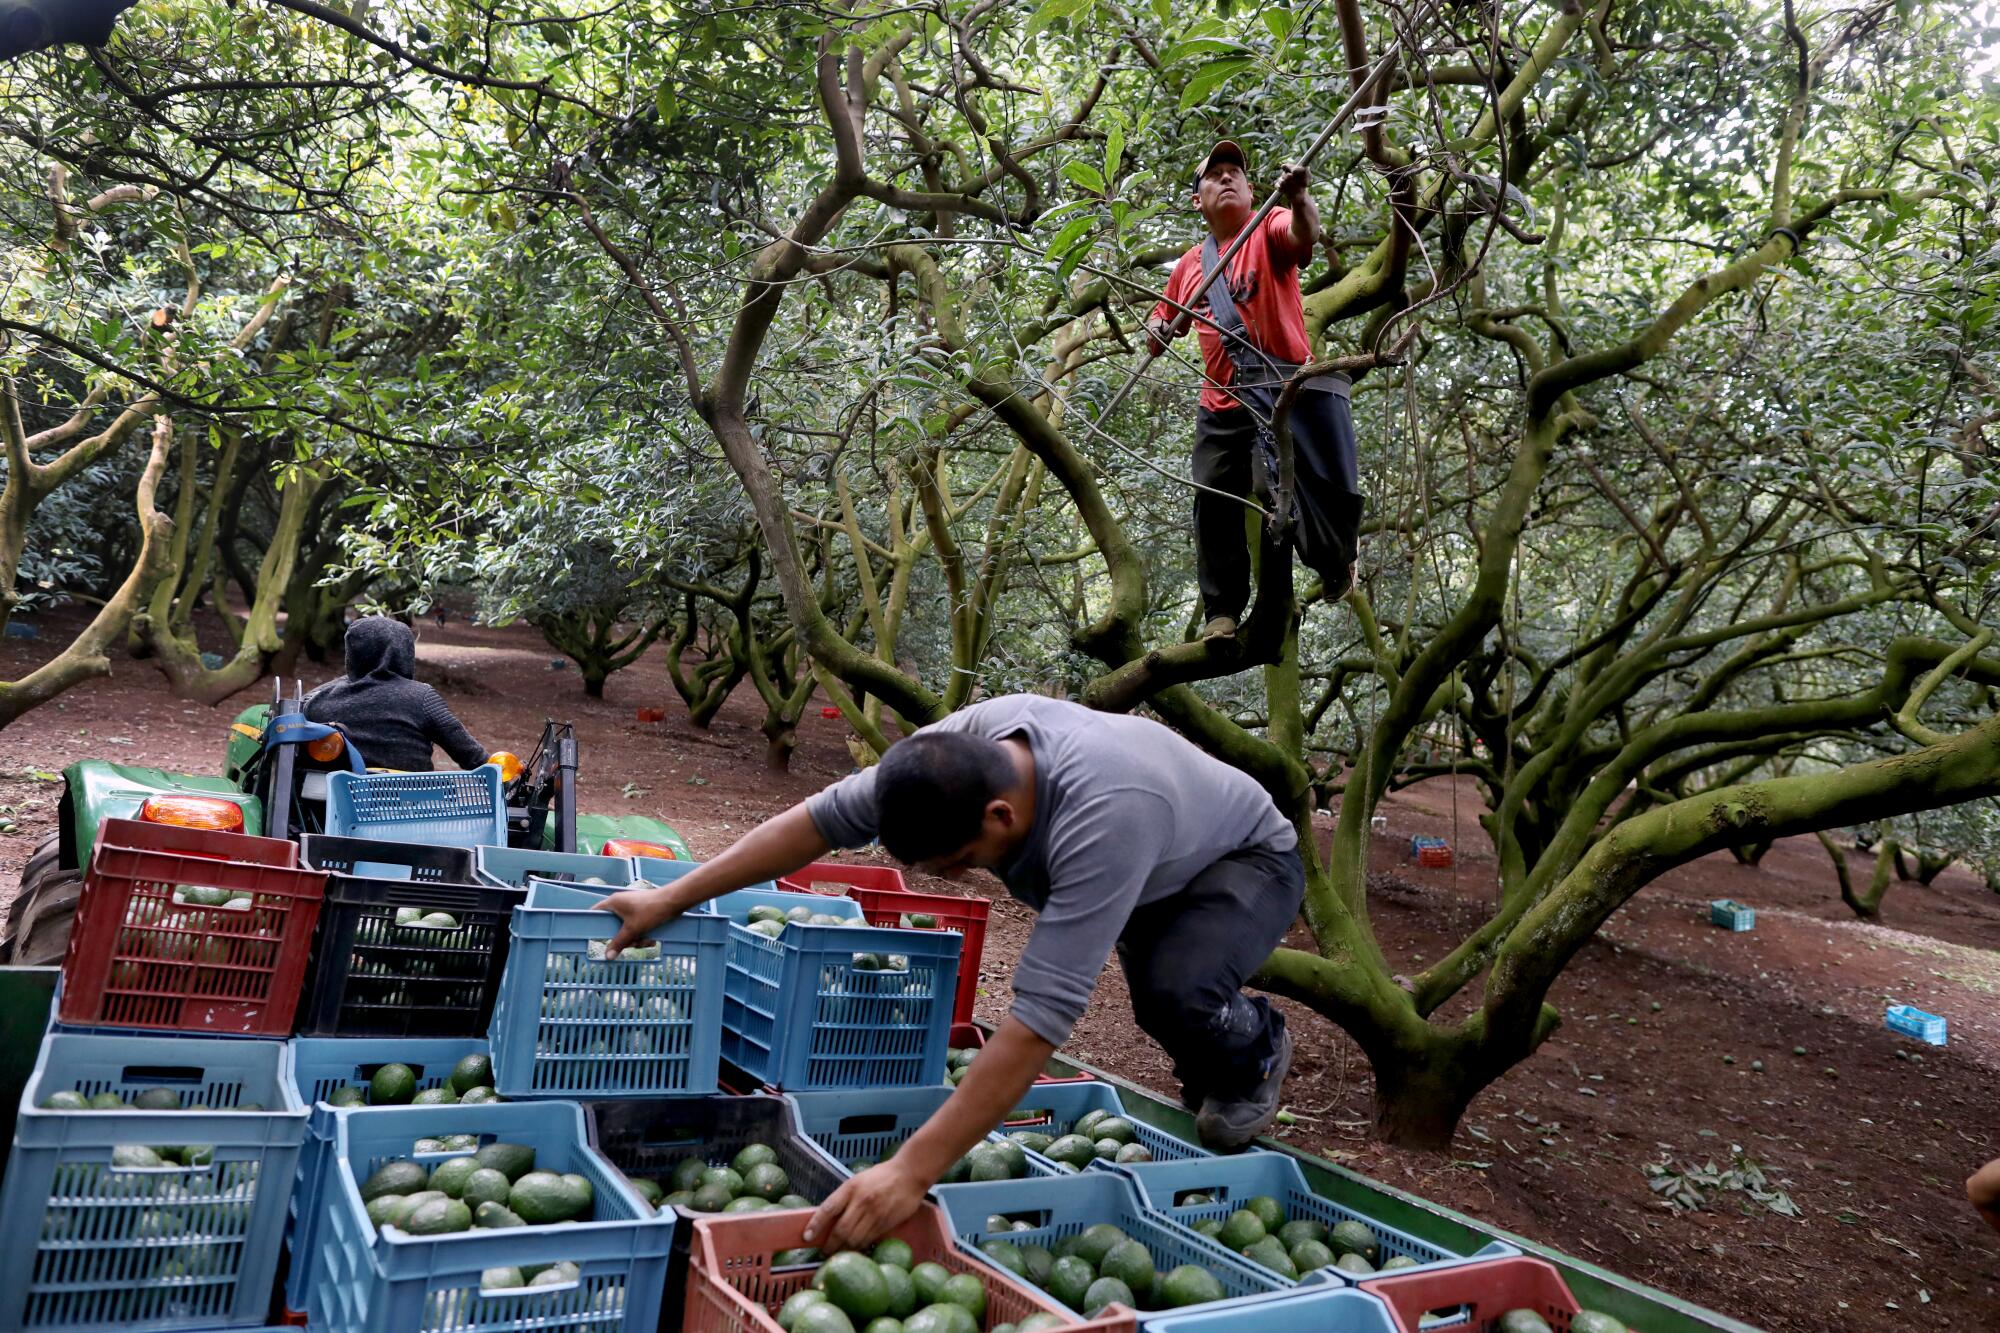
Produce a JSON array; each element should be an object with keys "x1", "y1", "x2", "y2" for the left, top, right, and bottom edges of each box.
[{"x1": 1193, "y1": 139, "x2": 1246, "y2": 190}]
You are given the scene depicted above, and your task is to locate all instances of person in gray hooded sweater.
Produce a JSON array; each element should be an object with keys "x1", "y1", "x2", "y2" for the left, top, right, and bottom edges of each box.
[{"x1": 304, "y1": 615, "x2": 487, "y2": 772}]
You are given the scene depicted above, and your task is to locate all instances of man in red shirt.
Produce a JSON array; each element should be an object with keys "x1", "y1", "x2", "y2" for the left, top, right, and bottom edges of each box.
[{"x1": 1147, "y1": 140, "x2": 1362, "y2": 640}]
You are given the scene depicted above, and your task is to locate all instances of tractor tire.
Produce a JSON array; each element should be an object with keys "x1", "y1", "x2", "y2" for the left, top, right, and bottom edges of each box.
[{"x1": 1, "y1": 833, "x2": 81, "y2": 966}]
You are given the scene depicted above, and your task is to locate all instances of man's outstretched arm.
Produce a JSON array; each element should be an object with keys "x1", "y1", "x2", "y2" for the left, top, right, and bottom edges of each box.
[
  {"x1": 595, "y1": 801, "x2": 830, "y2": 953},
  {"x1": 803, "y1": 1017, "x2": 1056, "y2": 1252},
  {"x1": 1969, "y1": 1157, "x2": 2000, "y2": 1235}
]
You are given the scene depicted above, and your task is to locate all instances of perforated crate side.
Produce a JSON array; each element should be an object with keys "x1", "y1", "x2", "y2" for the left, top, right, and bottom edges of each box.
[
  {"x1": 58, "y1": 842, "x2": 327, "y2": 1036},
  {"x1": 1004, "y1": 1079, "x2": 1209, "y2": 1166},
  {"x1": 932, "y1": 1172, "x2": 1284, "y2": 1316},
  {"x1": 306, "y1": 1100, "x2": 672, "y2": 1333},
  {"x1": 472, "y1": 845, "x2": 641, "y2": 889},
  {"x1": 686, "y1": 1204, "x2": 1135, "y2": 1333},
  {"x1": 281, "y1": 1037, "x2": 491, "y2": 1312},
  {"x1": 1137, "y1": 1285, "x2": 1401, "y2": 1332},
  {"x1": 1358, "y1": 1257, "x2": 1583, "y2": 1333},
  {"x1": 0, "y1": 1032, "x2": 305, "y2": 1331},
  {"x1": 488, "y1": 894, "x2": 729, "y2": 1097},
  {"x1": 1114, "y1": 1151, "x2": 1516, "y2": 1283},
  {"x1": 786, "y1": 1085, "x2": 1055, "y2": 1179},
  {"x1": 324, "y1": 766, "x2": 505, "y2": 848},
  {"x1": 581, "y1": 1093, "x2": 846, "y2": 1209}
]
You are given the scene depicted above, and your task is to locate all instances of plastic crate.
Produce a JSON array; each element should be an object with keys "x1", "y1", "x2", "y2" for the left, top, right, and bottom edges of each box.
[
  {"x1": 1139, "y1": 1285, "x2": 1401, "y2": 1332},
  {"x1": 307, "y1": 1100, "x2": 671, "y2": 1333},
  {"x1": 0, "y1": 1031, "x2": 307, "y2": 1330},
  {"x1": 324, "y1": 766, "x2": 506, "y2": 848},
  {"x1": 1004, "y1": 1080, "x2": 1208, "y2": 1166},
  {"x1": 96, "y1": 816, "x2": 302, "y2": 866},
  {"x1": 1708, "y1": 899, "x2": 1754, "y2": 932},
  {"x1": 1114, "y1": 1151, "x2": 1514, "y2": 1283},
  {"x1": 784, "y1": 861, "x2": 990, "y2": 1027},
  {"x1": 1886, "y1": 1003, "x2": 1948, "y2": 1046},
  {"x1": 715, "y1": 887, "x2": 960, "y2": 1091},
  {"x1": 787, "y1": 1084, "x2": 1059, "y2": 1177},
  {"x1": 472, "y1": 845, "x2": 641, "y2": 890},
  {"x1": 487, "y1": 882, "x2": 730, "y2": 1096},
  {"x1": 582, "y1": 1095, "x2": 846, "y2": 1333},
  {"x1": 1359, "y1": 1256, "x2": 1582, "y2": 1333},
  {"x1": 582, "y1": 1093, "x2": 846, "y2": 1205},
  {"x1": 59, "y1": 821, "x2": 328, "y2": 1035},
  {"x1": 281, "y1": 1037, "x2": 493, "y2": 1311},
  {"x1": 686, "y1": 1202, "x2": 1136, "y2": 1332},
  {"x1": 932, "y1": 1172, "x2": 1284, "y2": 1316},
  {"x1": 295, "y1": 836, "x2": 526, "y2": 1038}
]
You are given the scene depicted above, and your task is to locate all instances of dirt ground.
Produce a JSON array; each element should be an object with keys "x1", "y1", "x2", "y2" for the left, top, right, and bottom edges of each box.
[{"x1": 4, "y1": 610, "x2": 1999, "y2": 1331}]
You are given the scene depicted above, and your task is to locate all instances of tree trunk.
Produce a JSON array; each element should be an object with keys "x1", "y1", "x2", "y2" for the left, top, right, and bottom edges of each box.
[
  {"x1": 1843, "y1": 838, "x2": 1898, "y2": 919},
  {"x1": 1729, "y1": 838, "x2": 1774, "y2": 866},
  {"x1": 1915, "y1": 848, "x2": 1953, "y2": 885},
  {"x1": 1368, "y1": 1046, "x2": 1489, "y2": 1151}
]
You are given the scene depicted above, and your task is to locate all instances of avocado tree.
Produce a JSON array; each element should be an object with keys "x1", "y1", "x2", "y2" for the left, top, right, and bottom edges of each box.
[{"x1": 278, "y1": 0, "x2": 2000, "y2": 1144}]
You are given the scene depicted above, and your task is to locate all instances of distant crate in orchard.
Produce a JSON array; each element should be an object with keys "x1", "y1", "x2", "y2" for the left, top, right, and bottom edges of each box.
[
  {"x1": 1709, "y1": 899, "x2": 1754, "y2": 931},
  {"x1": 1885, "y1": 1003, "x2": 1947, "y2": 1046}
]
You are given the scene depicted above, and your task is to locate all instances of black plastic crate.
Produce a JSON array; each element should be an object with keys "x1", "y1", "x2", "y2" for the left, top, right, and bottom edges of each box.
[
  {"x1": 583, "y1": 1093, "x2": 849, "y2": 1333},
  {"x1": 296, "y1": 834, "x2": 526, "y2": 1037}
]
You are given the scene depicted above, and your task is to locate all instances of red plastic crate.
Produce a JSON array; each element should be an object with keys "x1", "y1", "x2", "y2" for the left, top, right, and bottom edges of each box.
[
  {"x1": 686, "y1": 1203, "x2": 1135, "y2": 1332},
  {"x1": 58, "y1": 818, "x2": 327, "y2": 1035},
  {"x1": 784, "y1": 861, "x2": 988, "y2": 1025},
  {"x1": 1361, "y1": 1257, "x2": 1582, "y2": 1333},
  {"x1": 1417, "y1": 846, "x2": 1454, "y2": 869}
]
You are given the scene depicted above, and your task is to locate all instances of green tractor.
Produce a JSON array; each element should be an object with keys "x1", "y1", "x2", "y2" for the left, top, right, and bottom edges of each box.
[{"x1": 0, "y1": 680, "x2": 692, "y2": 965}]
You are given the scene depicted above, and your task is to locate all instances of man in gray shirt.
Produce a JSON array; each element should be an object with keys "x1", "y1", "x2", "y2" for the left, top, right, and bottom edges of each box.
[{"x1": 597, "y1": 694, "x2": 1304, "y2": 1251}]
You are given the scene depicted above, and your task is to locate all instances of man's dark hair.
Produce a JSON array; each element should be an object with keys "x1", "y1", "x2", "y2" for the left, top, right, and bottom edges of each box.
[{"x1": 874, "y1": 731, "x2": 1017, "y2": 864}]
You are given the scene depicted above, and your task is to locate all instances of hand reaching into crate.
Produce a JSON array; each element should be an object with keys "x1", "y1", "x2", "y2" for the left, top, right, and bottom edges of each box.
[{"x1": 597, "y1": 803, "x2": 831, "y2": 955}]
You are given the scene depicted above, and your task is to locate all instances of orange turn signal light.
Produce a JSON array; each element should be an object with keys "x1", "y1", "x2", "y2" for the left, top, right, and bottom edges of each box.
[
  {"x1": 602, "y1": 838, "x2": 675, "y2": 860},
  {"x1": 489, "y1": 751, "x2": 526, "y2": 782},
  {"x1": 137, "y1": 795, "x2": 246, "y2": 832},
  {"x1": 306, "y1": 731, "x2": 346, "y2": 763}
]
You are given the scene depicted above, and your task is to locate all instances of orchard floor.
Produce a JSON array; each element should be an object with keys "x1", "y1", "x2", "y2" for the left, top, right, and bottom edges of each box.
[{"x1": 3, "y1": 610, "x2": 1999, "y2": 1331}]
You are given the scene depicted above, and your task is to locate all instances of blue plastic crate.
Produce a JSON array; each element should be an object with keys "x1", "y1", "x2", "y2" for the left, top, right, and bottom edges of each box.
[
  {"x1": 581, "y1": 1092, "x2": 849, "y2": 1208},
  {"x1": 1139, "y1": 1285, "x2": 1400, "y2": 1331},
  {"x1": 714, "y1": 887, "x2": 960, "y2": 1091},
  {"x1": 787, "y1": 1085, "x2": 1058, "y2": 1176},
  {"x1": 1708, "y1": 899, "x2": 1754, "y2": 931},
  {"x1": 932, "y1": 1171, "x2": 1285, "y2": 1315},
  {"x1": 1114, "y1": 1151, "x2": 1515, "y2": 1284},
  {"x1": 1004, "y1": 1079, "x2": 1209, "y2": 1166},
  {"x1": 282, "y1": 1037, "x2": 492, "y2": 1311},
  {"x1": 633, "y1": 854, "x2": 779, "y2": 894},
  {"x1": 307, "y1": 1100, "x2": 671, "y2": 1333},
  {"x1": 472, "y1": 845, "x2": 641, "y2": 890},
  {"x1": 1886, "y1": 1003, "x2": 1948, "y2": 1046},
  {"x1": 0, "y1": 1031, "x2": 307, "y2": 1330},
  {"x1": 488, "y1": 882, "x2": 730, "y2": 1096},
  {"x1": 326, "y1": 766, "x2": 506, "y2": 848}
]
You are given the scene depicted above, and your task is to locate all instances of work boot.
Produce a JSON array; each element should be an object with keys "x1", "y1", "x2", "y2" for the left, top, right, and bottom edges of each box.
[
  {"x1": 1202, "y1": 615, "x2": 1237, "y2": 641},
  {"x1": 1195, "y1": 1026, "x2": 1292, "y2": 1152}
]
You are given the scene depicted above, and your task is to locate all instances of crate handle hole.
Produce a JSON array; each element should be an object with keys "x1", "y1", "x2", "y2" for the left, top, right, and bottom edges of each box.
[
  {"x1": 1415, "y1": 1303, "x2": 1474, "y2": 1329},
  {"x1": 1173, "y1": 1186, "x2": 1227, "y2": 1206},
  {"x1": 835, "y1": 1113, "x2": 897, "y2": 1136},
  {"x1": 118, "y1": 1064, "x2": 207, "y2": 1086}
]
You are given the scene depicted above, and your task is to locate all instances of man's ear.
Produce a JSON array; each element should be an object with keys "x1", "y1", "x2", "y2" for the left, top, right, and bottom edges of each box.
[{"x1": 985, "y1": 797, "x2": 1016, "y2": 831}]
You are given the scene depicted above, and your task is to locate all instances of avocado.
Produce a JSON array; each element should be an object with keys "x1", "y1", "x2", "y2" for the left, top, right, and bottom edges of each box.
[
  {"x1": 460, "y1": 1167, "x2": 512, "y2": 1210},
  {"x1": 472, "y1": 1201, "x2": 526, "y2": 1229},
  {"x1": 39, "y1": 1090, "x2": 89, "y2": 1110},
  {"x1": 411, "y1": 1087, "x2": 458, "y2": 1106},
  {"x1": 1244, "y1": 1235, "x2": 1299, "y2": 1280},
  {"x1": 1568, "y1": 1315, "x2": 1628, "y2": 1333},
  {"x1": 1045, "y1": 1256, "x2": 1093, "y2": 1310},
  {"x1": 448, "y1": 1053, "x2": 493, "y2": 1094},
  {"x1": 979, "y1": 1239, "x2": 1027, "y2": 1277},
  {"x1": 368, "y1": 1063, "x2": 417, "y2": 1105},
  {"x1": 818, "y1": 1251, "x2": 891, "y2": 1321},
  {"x1": 1217, "y1": 1209, "x2": 1266, "y2": 1251},
  {"x1": 402, "y1": 1196, "x2": 472, "y2": 1235},
  {"x1": 428, "y1": 1156, "x2": 480, "y2": 1197},
  {"x1": 1157, "y1": 1264, "x2": 1227, "y2": 1308},
  {"x1": 510, "y1": 1170, "x2": 585, "y2": 1223},
  {"x1": 1243, "y1": 1195, "x2": 1284, "y2": 1231},
  {"x1": 472, "y1": 1142, "x2": 536, "y2": 1181},
  {"x1": 1334, "y1": 1252, "x2": 1375, "y2": 1275},
  {"x1": 133, "y1": 1088, "x2": 183, "y2": 1111},
  {"x1": 360, "y1": 1160, "x2": 430, "y2": 1201},
  {"x1": 328, "y1": 1086, "x2": 368, "y2": 1108},
  {"x1": 1328, "y1": 1218, "x2": 1379, "y2": 1262},
  {"x1": 1497, "y1": 1312, "x2": 1555, "y2": 1333},
  {"x1": 480, "y1": 1266, "x2": 524, "y2": 1290}
]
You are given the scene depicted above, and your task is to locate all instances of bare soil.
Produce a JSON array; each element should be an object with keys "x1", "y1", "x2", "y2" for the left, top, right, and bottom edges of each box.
[{"x1": 4, "y1": 609, "x2": 1998, "y2": 1331}]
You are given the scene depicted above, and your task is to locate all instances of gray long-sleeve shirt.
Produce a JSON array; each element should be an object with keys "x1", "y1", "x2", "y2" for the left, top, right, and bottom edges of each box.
[{"x1": 805, "y1": 695, "x2": 1297, "y2": 1046}]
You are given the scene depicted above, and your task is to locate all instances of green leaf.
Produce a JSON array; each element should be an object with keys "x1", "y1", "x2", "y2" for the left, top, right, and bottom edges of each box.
[
  {"x1": 1063, "y1": 161, "x2": 1106, "y2": 194},
  {"x1": 1159, "y1": 36, "x2": 1246, "y2": 66},
  {"x1": 1262, "y1": 10, "x2": 1293, "y2": 41},
  {"x1": 1179, "y1": 56, "x2": 1254, "y2": 111},
  {"x1": 1104, "y1": 126, "x2": 1123, "y2": 188},
  {"x1": 1026, "y1": 0, "x2": 1092, "y2": 38},
  {"x1": 1042, "y1": 214, "x2": 1095, "y2": 261}
]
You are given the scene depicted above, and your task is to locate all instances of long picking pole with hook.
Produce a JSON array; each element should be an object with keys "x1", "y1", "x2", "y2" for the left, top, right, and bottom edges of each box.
[{"x1": 1086, "y1": 19, "x2": 1418, "y2": 434}]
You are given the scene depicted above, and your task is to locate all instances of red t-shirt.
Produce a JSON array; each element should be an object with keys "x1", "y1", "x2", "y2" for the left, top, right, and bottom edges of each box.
[{"x1": 1151, "y1": 208, "x2": 1314, "y2": 413}]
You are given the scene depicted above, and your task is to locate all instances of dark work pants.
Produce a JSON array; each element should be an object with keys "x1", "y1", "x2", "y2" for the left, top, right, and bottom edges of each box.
[
  {"x1": 1192, "y1": 395, "x2": 1364, "y2": 622},
  {"x1": 1115, "y1": 842, "x2": 1305, "y2": 1100}
]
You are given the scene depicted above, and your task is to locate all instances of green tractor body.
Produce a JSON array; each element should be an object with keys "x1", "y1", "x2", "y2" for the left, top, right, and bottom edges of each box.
[{"x1": 4, "y1": 693, "x2": 690, "y2": 965}]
